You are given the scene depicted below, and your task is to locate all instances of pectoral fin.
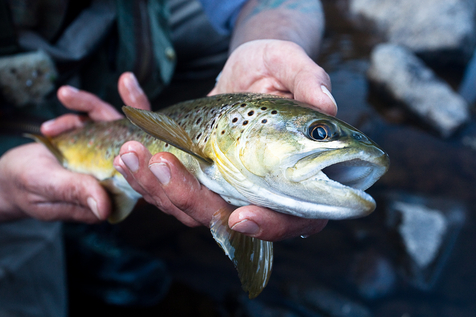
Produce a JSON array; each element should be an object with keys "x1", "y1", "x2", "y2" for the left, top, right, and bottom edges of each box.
[
  {"x1": 122, "y1": 106, "x2": 212, "y2": 164},
  {"x1": 100, "y1": 178, "x2": 139, "y2": 224},
  {"x1": 210, "y1": 208, "x2": 273, "y2": 299}
]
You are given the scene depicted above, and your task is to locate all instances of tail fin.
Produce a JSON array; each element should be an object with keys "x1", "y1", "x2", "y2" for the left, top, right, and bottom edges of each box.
[
  {"x1": 24, "y1": 133, "x2": 64, "y2": 165},
  {"x1": 210, "y1": 208, "x2": 273, "y2": 299}
]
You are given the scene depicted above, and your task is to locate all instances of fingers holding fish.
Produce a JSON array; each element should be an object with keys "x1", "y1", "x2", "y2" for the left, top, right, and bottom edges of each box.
[
  {"x1": 147, "y1": 152, "x2": 234, "y2": 227},
  {"x1": 41, "y1": 85, "x2": 123, "y2": 137},
  {"x1": 41, "y1": 113, "x2": 89, "y2": 137},
  {"x1": 118, "y1": 72, "x2": 151, "y2": 110},
  {"x1": 115, "y1": 141, "x2": 202, "y2": 227},
  {"x1": 56, "y1": 85, "x2": 124, "y2": 122},
  {"x1": 211, "y1": 40, "x2": 337, "y2": 116},
  {"x1": 229, "y1": 205, "x2": 329, "y2": 242},
  {"x1": 0, "y1": 143, "x2": 111, "y2": 222}
]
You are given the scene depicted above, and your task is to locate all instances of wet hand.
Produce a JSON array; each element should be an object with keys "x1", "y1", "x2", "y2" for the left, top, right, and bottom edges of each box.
[{"x1": 209, "y1": 39, "x2": 338, "y2": 116}]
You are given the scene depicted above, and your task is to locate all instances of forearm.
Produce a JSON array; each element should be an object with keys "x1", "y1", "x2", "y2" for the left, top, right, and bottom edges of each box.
[{"x1": 230, "y1": 0, "x2": 325, "y2": 58}]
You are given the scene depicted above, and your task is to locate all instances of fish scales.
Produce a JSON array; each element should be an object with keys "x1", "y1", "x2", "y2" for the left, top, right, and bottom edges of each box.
[
  {"x1": 53, "y1": 94, "x2": 278, "y2": 179},
  {"x1": 31, "y1": 93, "x2": 389, "y2": 299}
]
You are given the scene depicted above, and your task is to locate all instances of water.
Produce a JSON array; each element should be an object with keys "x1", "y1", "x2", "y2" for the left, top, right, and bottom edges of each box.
[{"x1": 69, "y1": 1, "x2": 476, "y2": 316}]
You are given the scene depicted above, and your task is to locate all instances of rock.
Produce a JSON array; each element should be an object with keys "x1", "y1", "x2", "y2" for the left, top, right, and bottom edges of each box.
[
  {"x1": 391, "y1": 202, "x2": 447, "y2": 268},
  {"x1": 385, "y1": 193, "x2": 466, "y2": 290},
  {"x1": 459, "y1": 47, "x2": 476, "y2": 104},
  {"x1": 0, "y1": 50, "x2": 57, "y2": 107},
  {"x1": 286, "y1": 284, "x2": 372, "y2": 317},
  {"x1": 350, "y1": 249, "x2": 397, "y2": 300},
  {"x1": 234, "y1": 294, "x2": 303, "y2": 317},
  {"x1": 349, "y1": 0, "x2": 476, "y2": 64},
  {"x1": 368, "y1": 43, "x2": 470, "y2": 137}
]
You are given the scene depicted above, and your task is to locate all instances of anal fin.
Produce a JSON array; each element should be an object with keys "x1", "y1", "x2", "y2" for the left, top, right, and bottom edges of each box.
[
  {"x1": 100, "y1": 178, "x2": 139, "y2": 224},
  {"x1": 210, "y1": 208, "x2": 273, "y2": 299}
]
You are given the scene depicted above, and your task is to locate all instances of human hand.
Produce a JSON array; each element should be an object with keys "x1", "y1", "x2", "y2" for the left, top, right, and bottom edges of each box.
[
  {"x1": 0, "y1": 143, "x2": 111, "y2": 222},
  {"x1": 209, "y1": 39, "x2": 338, "y2": 116},
  {"x1": 41, "y1": 72, "x2": 151, "y2": 137},
  {"x1": 0, "y1": 72, "x2": 150, "y2": 222}
]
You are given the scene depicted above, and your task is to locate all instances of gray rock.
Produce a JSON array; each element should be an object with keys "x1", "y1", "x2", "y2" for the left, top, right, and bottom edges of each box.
[
  {"x1": 459, "y1": 47, "x2": 476, "y2": 104},
  {"x1": 349, "y1": 0, "x2": 476, "y2": 64},
  {"x1": 385, "y1": 192, "x2": 466, "y2": 290},
  {"x1": 0, "y1": 50, "x2": 57, "y2": 107},
  {"x1": 392, "y1": 202, "x2": 447, "y2": 268},
  {"x1": 350, "y1": 249, "x2": 397, "y2": 300},
  {"x1": 368, "y1": 43, "x2": 470, "y2": 137},
  {"x1": 286, "y1": 284, "x2": 372, "y2": 317}
]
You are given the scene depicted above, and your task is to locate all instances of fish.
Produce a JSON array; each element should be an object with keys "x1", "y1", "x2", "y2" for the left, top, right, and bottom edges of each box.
[{"x1": 28, "y1": 93, "x2": 389, "y2": 298}]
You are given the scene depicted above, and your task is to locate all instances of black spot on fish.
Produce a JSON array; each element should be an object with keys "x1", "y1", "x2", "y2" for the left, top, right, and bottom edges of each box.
[
  {"x1": 261, "y1": 107, "x2": 267, "y2": 111},
  {"x1": 232, "y1": 118, "x2": 238, "y2": 123},
  {"x1": 243, "y1": 120, "x2": 248, "y2": 126},
  {"x1": 196, "y1": 118, "x2": 202, "y2": 124},
  {"x1": 247, "y1": 111, "x2": 254, "y2": 116},
  {"x1": 196, "y1": 133, "x2": 202, "y2": 140},
  {"x1": 271, "y1": 110, "x2": 278, "y2": 114},
  {"x1": 261, "y1": 119, "x2": 268, "y2": 124},
  {"x1": 221, "y1": 104, "x2": 228, "y2": 109},
  {"x1": 204, "y1": 136, "x2": 208, "y2": 142},
  {"x1": 210, "y1": 119, "x2": 216, "y2": 128},
  {"x1": 240, "y1": 103, "x2": 246, "y2": 107},
  {"x1": 221, "y1": 130, "x2": 225, "y2": 135},
  {"x1": 165, "y1": 143, "x2": 169, "y2": 148},
  {"x1": 184, "y1": 114, "x2": 189, "y2": 118}
]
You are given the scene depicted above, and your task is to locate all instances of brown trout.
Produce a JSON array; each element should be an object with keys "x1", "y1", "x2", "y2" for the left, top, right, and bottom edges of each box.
[{"x1": 30, "y1": 93, "x2": 389, "y2": 298}]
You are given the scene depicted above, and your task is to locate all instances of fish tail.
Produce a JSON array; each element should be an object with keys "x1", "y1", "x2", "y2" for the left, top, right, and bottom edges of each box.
[
  {"x1": 24, "y1": 133, "x2": 64, "y2": 165},
  {"x1": 210, "y1": 208, "x2": 273, "y2": 299}
]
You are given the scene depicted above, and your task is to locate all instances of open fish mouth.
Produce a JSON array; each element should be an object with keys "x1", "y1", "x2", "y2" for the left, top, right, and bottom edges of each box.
[
  {"x1": 289, "y1": 152, "x2": 389, "y2": 193},
  {"x1": 321, "y1": 158, "x2": 386, "y2": 191}
]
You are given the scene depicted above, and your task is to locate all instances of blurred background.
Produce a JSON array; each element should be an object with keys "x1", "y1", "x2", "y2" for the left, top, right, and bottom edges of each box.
[{"x1": 3, "y1": 0, "x2": 475, "y2": 316}]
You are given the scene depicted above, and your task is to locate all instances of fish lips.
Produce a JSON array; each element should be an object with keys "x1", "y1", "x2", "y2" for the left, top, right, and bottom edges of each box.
[{"x1": 286, "y1": 150, "x2": 389, "y2": 200}]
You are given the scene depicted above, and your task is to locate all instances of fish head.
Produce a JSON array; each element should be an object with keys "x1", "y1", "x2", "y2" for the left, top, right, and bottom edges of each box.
[{"x1": 214, "y1": 97, "x2": 389, "y2": 219}]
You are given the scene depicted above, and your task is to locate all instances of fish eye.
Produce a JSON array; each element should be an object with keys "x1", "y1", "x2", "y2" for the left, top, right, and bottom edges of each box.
[{"x1": 307, "y1": 121, "x2": 337, "y2": 141}]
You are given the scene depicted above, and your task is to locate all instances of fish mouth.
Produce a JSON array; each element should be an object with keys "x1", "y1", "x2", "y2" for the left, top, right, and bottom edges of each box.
[
  {"x1": 288, "y1": 152, "x2": 389, "y2": 192},
  {"x1": 321, "y1": 158, "x2": 386, "y2": 191}
]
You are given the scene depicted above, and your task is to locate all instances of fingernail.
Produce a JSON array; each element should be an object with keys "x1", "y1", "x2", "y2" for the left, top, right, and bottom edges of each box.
[
  {"x1": 149, "y1": 163, "x2": 171, "y2": 185},
  {"x1": 121, "y1": 153, "x2": 139, "y2": 172},
  {"x1": 124, "y1": 73, "x2": 144, "y2": 103},
  {"x1": 114, "y1": 159, "x2": 127, "y2": 179},
  {"x1": 87, "y1": 197, "x2": 100, "y2": 219},
  {"x1": 321, "y1": 85, "x2": 338, "y2": 110},
  {"x1": 60, "y1": 85, "x2": 79, "y2": 97},
  {"x1": 41, "y1": 118, "x2": 56, "y2": 130},
  {"x1": 231, "y1": 219, "x2": 260, "y2": 235}
]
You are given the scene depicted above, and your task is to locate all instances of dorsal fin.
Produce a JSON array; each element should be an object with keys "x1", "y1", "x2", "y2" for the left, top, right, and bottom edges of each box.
[{"x1": 122, "y1": 106, "x2": 212, "y2": 164}]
